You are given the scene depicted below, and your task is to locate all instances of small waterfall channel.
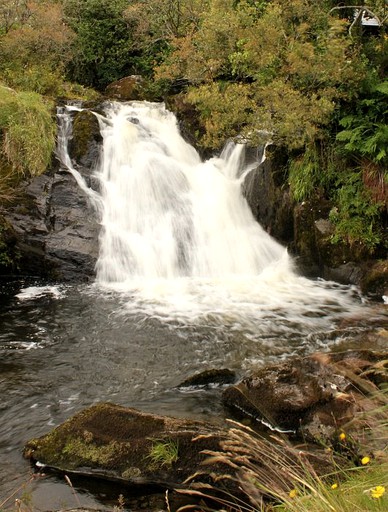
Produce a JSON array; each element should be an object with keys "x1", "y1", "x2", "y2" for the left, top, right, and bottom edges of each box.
[{"x1": 0, "y1": 101, "x2": 379, "y2": 508}]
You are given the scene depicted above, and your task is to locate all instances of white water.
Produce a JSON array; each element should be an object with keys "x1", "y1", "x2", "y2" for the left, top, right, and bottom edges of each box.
[{"x1": 59, "y1": 101, "x2": 363, "y2": 332}]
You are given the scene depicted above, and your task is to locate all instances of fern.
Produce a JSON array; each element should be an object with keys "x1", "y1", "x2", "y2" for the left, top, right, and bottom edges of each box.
[{"x1": 336, "y1": 81, "x2": 388, "y2": 166}]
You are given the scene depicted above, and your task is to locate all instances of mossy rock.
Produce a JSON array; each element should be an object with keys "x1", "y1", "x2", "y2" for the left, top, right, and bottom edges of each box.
[
  {"x1": 69, "y1": 110, "x2": 102, "y2": 166},
  {"x1": 360, "y1": 259, "x2": 388, "y2": 297},
  {"x1": 24, "y1": 403, "x2": 234, "y2": 492}
]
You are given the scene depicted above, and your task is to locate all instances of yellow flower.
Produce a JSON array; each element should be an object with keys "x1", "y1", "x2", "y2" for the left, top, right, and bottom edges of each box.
[
  {"x1": 331, "y1": 483, "x2": 338, "y2": 490},
  {"x1": 289, "y1": 489, "x2": 298, "y2": 498},
  {"x1": 370, "y1": 486, "x2": 385, "y2": 499},
  {"x1": 339, "y1": 432, "x2": 346, "y2": 441},
  {"x1": 361, "y1": 456, "x2": 370, "y2": 465}
]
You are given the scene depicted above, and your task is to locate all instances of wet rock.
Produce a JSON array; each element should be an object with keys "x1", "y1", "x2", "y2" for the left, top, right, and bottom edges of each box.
[
  {"x1": 178, "y1": 368, "x2": 237, "y2": 388},
  {"x1": 222, "y1": 350, "x2": 387, "y2": 446},
  {"x1": 3, "y1": 169, "x2": 100, "y2": 281},
  {"x1": 23, "y1": 403, "x2": 238, "y2": 502},
  {"x1": 69, "y1": 109, "x2": 102, "y2": 169},
  {"x1": 360, "y1": 259, "x2": 388, "y2": 298},
  {"x1": 242, "y1": 146, "x2": 294, "y2": 245}
]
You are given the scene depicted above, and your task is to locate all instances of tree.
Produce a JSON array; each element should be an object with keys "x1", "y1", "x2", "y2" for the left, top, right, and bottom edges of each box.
[
  {"x1": 156, "y1": 0, "x2": 366, "y2": 149},
  {"x1": 63, "y1": 0, "x2": 137, "y2": 89},
  {"x1": 0, "y1": 0, "x2": 29, "y2": 35},
  {"x1": 0, "y1": 1, "x2": 75, "y2": 95}
]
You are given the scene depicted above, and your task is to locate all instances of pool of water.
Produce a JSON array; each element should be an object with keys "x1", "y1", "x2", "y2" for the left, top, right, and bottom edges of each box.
[{"x1": 0, "y1": 277, "x2": 386, "y2": 508}]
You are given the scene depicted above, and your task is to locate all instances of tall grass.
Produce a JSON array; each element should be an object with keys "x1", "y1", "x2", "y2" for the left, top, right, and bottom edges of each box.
[
  {"x1": 0, "y1": 84, "x2": 56, "y2": 182},
  {"x1": 178, "y1": 383, "x2": 388, "y2": 512}
]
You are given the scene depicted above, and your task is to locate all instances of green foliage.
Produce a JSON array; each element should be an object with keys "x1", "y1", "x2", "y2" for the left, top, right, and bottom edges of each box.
[
  {"x1": 147, "y1": 438, "x2": 179, "y2": 467},
  {"x1": 187, "y1": 82, "x2": 257, "y2": 148},
  {"x1": 329, "y1": 172, "x2": 384, "y2": 250},
  {"x1": 63, "y1": 0, "x2": 137, "y2": 89},
  {"x1": 336, "y1": 80, "x2": 388, "y2": 165},
  {"x1": 0, "y1": 84, "x2": 55, "y2": 178},
  {"x1": 157, "y1": 0, "x2": 364, "y2": 150},
  {"x1": 288, "y1": 147, "x2": 322, "y2": 202}
]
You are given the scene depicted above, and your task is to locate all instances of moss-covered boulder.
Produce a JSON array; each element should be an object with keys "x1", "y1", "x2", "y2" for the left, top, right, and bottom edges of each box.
[
  {"x1": 23, "y1": 403, "x2": 235, "y2": 493},
  {"x1": 69, "y1": 109, "x2": 102, "y2": 168}
]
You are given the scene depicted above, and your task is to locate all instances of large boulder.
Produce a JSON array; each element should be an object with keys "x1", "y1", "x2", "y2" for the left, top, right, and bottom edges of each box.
[{"x1": 222, "y1": 350, "x2": 387, "y2": 447}]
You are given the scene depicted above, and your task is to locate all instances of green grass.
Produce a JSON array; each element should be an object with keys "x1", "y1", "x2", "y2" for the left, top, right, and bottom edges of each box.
[
  {"x1": 272, "y1": 462, "x2": 387, "y2": 512},
  {"x1": 147, "y1": 438, "x2": 179, "y2": 468},
  {"x1": 0, "y1": 84, "x2": 55, "y2": 179}
]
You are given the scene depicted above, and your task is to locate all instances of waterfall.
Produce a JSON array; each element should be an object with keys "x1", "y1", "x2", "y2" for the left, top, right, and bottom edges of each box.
[
  {"x1": 57, "y1": 101, "x2": 362, "y2": 328},
  {"x1": 94, "y1": 101, "x2": 288, "y2": 282}
]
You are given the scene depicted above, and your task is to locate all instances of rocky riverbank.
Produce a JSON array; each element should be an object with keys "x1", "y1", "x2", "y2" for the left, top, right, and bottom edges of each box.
[{"x1": 23, "y1": 347, "x2": 387, "y2": 511}]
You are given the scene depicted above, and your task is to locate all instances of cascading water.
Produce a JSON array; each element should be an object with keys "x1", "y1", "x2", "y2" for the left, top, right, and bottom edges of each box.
[
  {"x1": 0, "y1": 101, "x2": 380, "y2": 507},
  {"x1": 58, "y1": 100, "x2": 362, "y2": 331},
  {"x1": 96, "y1": 102, "x2": 287, "y2": 281}
]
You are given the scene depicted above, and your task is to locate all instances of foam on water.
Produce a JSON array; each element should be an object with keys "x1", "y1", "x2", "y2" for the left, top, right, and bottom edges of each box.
[
  {"x1": 52, "y1": 101, "x2": 368, "y2": 337},
  {"x1": 68, "y1": 101, "x2": 365, "y2": 331}
]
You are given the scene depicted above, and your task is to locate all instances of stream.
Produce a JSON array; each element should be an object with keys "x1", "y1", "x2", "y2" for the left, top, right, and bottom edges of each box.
[{"x1": 0, "y1": 101, "x2": 386, "y2": 508}]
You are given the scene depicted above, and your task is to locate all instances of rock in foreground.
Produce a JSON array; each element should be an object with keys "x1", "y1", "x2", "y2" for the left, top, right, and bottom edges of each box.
[
  {"x1": 23, "y1": 403, "x2": 237, "y2": 503},
  {"x1": 223, "y1": 349, "x2": 387, "y2": 446}
]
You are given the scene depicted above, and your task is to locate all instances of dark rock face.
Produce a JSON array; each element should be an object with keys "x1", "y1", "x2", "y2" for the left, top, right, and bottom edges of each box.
[
  {"x1": 4, "y1": 169, "x2": 100, "y2": 281},
  {"x1": 242, "y1": 146, "x2": 294, "y2": 246}
]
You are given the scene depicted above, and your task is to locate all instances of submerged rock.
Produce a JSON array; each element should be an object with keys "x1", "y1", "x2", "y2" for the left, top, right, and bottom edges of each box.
[{"x1": 178, "y1": 368, "x2": 237, "y2": 388}]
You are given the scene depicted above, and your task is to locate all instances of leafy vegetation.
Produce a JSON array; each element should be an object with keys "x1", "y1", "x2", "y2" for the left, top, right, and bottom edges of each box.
[
  {"x1": 63, "y1": 0, "x2": 138, "y2": 89},
  {"x1": 0, "y1": 0, "x2": 386, "y2": 251}
]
